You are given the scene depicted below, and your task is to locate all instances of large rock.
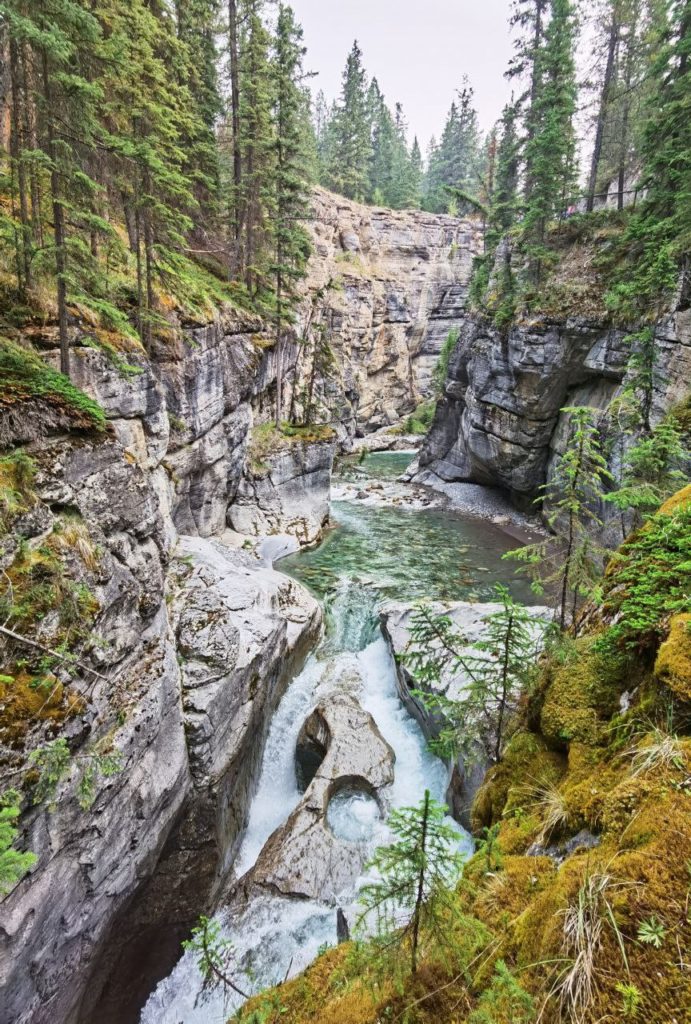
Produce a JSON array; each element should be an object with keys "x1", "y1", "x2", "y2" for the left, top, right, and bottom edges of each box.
[
  {"x1": 381, "y1": 600, "x2": 549, "y2": 829},
  {"x1": 243, "y1": 694, "x2": 395, "y2": 902},
  {"x1": 300, "y1": 189, "x2": 483, "y2": 432},
  {"x1": 420, "y1": 306, "x2": 691, "y2": 512},
  {"x1": 229, "y1": 436, "x2": 336, "y2": 545}
]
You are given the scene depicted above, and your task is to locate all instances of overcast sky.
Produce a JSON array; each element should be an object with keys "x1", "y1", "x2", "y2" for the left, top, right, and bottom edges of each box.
[{"x1": 289, "y1": 0, "x2": 515, "y2": 148}]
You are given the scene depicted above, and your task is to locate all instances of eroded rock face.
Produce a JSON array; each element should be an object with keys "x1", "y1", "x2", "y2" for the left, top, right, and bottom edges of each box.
[
  {"x1": 243, "y1": 694, "x2": 394, "y2": 902},
  {"x1": 229, "y1": 437, "x2": 336, "y2": 545},
  {"x1": 0, "y1": 444, "x2": 322, "y2": 1023},
  {"x1": 302, "y1": 189, "x2": 483, "y2": 432},
  {"x1": 420, "y1": 307, "x2": 691, "y2": 510},
  {"x1": 0, "y1": 436, "x2": 190, "y2": 1024}
]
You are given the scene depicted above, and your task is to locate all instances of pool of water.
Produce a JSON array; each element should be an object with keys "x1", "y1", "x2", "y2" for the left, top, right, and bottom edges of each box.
[
  {"x1": 279, "y1": 499, "x2": 539, "y2": 608},
  {"x1": 336, "y1": 450, "x2": 416, "y2": 481}
]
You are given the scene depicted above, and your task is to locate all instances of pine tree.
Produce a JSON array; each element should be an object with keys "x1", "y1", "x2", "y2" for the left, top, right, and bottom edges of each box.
[
  {"x1": 521, "y1": 0, "x2": 579, "y2": 283},
  {"x1": 358, "y1": 791, "x2": 465, "y2": 976},
  {"x1": 486, "y1": 101, "x2": 520, "y2": 252},
  {"x1": 505, "y1": 407, "x2": 613, "y2": 628},
  {"x1": 585, "y1": 0, "x2": 646, "y2": 211},
  {"x1": 605, "y1": 418, "x2": 687, "y2": 527},
  {"x1": 272, "y1": 3, "x2": 312, "y2": 427},
  {"x1": 325, "y1": 40, "x2": 371, "y2": 201}
]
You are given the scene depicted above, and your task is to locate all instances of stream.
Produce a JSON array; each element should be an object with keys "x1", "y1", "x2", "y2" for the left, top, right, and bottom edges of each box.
[{"x1": 140, "y1": 453, "x2": 538, "y2": 1024}]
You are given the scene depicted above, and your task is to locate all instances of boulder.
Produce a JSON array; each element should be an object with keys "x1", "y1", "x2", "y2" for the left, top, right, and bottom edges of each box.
[{"x1": 243, "y1": 694, "x2": 395, "y2": 902}]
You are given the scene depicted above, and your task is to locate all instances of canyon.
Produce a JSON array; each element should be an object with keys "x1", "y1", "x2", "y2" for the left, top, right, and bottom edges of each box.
[{"x1": 0, "y1": 188, "x2": 686, "y2": 1024}]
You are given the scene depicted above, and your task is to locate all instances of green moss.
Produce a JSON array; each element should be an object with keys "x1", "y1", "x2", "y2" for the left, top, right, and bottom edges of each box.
[
  {"x1": 249, "y1": 421, "x2": 335, "y2": 470},
  {"x1": 654, "y1": 613, "x2": 691, "y2": 702},
  {"x1": 596, "y1": 491, "x2": 691, "y2": 657},
  {"x1": 0, "y1": 449, "x2": 37, "y2": 532},
  {"x1": 471, "y1": 733, "x2": 566, "y2": 833},
  {"x1": 403, "y1": 400, "x2": 436, "y2": 435},
  {"x1": 0, "y1": 337, "x2": 106, "y2": 433},
  {"x1": 539, "y1": 637, "x2": 627, "y2": 748}
]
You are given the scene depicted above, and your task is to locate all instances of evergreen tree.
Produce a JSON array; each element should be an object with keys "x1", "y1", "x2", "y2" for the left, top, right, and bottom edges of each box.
[
  {"x1": 3, "y1": 0, "x2": 104, "y2": 373},
  {"x1": 506, "y1": 407, "x2": 613, "y2": 628},
  {"x1": 238, "y1": 2, "x2": 275, "y2": 300},
  {"x1": 486, "y1": 101, "x2": 520, "y2": 252},
  {"x1": 422, "y1": 80, "x2": 481, "y2": 213},
  {"x1": 324, "y1": 40, "x2": 371, "y2": 201},
  {"x1": 406, "y1": 585, "x2": 543, "y2": 764},
  {"x1": 271, "y1": 3, "x2": 312, "y2": 426},
  {"x1": 521, "y1": 0, "x2": 579, "y2": 283},
  {"x1": 586, "y1": 0, "x2": 646, "y2": 211},
  {"x1": 605, "y1": 418, "x2": 687, "y2": 527},
  {"x1": 358, "y1": 791, "x2": 465, "y2": 976},
  {"x1": 607, "y1": 0, "x2": 691, "y2": 316}
]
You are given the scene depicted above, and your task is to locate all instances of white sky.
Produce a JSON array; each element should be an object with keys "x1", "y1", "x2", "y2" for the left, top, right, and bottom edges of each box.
[{"x1": 289, "y1": 0, "x2": 516, "y2": 147}]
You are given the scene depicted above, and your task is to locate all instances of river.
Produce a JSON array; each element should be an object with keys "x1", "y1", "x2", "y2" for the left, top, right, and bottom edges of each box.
[{"x1": 140, "y1": 452, "x2": 538, "y2": 1024}]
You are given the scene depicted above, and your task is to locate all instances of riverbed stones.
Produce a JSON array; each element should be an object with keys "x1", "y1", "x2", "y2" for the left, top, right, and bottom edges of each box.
[{"x1": 242, "y1": 694, "x2": 395, "y2": 902}]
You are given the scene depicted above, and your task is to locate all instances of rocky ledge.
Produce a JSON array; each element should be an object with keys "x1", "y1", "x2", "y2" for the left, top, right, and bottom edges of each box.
[
  {"x1": 420, "y1": 308, "x2": 691, "y2": 513},
  {"x1": 381, "y1": 600, "x2": 549, "y2": 829}
]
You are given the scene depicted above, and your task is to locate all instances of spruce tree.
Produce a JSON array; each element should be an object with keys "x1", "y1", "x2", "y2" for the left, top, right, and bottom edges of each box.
[
  {"x1": 325, "y1": 40, "x2": 371, "y2": 201},
  {"x1": 521, "y1": 0, "x2": 579, "y2": 283},
  {"x1": 608, "y1": 0, "x2": 691, "y2": 315},
  {"x1": 406, "y1": 586, "x2": 542, "y2": 764},
  {"x1": 238, "y1": 2, "x2": 275, "y2": 300},
  {"x1": 358, "y1": 790, "x2": 465, "y2": 976},
  {"x1": 272, "y1": 3, "x2": 312, "y2": 427}
]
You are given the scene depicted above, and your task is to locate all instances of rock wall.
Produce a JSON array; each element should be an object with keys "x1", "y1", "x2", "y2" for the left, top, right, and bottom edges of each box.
[
  {"x1": 0, "y1": 425, "x2": 322, "y2": 1023},
  {"x1": 420, "y1": 307, "x2": 691, "y2": 508},
  {"x1": 299, "y1": 188, "x2": 483, "y2": 433}
]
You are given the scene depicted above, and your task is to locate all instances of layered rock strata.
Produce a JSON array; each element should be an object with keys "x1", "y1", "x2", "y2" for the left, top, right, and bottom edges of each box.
[
  {"x1": 420, "y1": 308, "x2": 691, "y2": 508},
  {"x1": 300, "y1": 188, "x2": 483, "y2": 432}
]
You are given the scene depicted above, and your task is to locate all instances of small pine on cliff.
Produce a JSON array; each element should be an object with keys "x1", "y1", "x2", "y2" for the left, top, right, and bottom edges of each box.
[{"x1": 234, "y1": 487, "x2": 691, "y2": 1024}]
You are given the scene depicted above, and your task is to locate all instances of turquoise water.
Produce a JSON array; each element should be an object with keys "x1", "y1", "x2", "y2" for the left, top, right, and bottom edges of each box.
[
  {"x1": 279, "y1": 497, "x2": 538, "y2": 610},
  {"x1": 335, "y1": 450, "x2": 416, "y2": 481}
]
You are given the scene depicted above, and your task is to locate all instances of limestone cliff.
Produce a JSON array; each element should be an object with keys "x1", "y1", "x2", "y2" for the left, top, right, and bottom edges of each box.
[
  {"x1": 299, "y1": 188, "x2": 482, "y2": 433},
  {"x1": 419, "y1": 288, "x2": 690, "y2": 510}
]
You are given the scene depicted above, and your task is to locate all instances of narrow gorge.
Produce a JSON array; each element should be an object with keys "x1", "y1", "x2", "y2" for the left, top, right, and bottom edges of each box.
[
  {"x1": 1, "y1": 3, "x2": 690, "y2": 1018},
  {"x1": 0, "y1": 191, "x2": 495, "y2": 1023}
]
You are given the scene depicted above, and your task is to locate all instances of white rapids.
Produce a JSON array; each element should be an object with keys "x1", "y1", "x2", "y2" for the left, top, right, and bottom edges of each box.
[{"x1": 141, "y1": 506, "x2": 473, "y2": 1024}]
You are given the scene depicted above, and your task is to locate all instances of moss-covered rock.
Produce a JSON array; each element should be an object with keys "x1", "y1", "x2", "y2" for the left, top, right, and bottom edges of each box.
[
  {"x1": 654, "y1": 613, "x2": 691, "y2": 702},
  {"x1": 471, "y1": 732, "x2": 566, "y2": 833},
  {"x1": 539, "y1": 637, "x2": 627, "y2": 748}
]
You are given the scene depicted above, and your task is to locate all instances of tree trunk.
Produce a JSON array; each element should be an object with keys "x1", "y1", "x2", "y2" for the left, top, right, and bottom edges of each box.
[
  {"x1": 21, "y1": 41, "x2": 43, "y2": 246},
  {"x1": 411, "y1": 790, "x2": 431, "y2": 975},
  {"x1": 228, "y1": 0, "x2": 242, "y2": 271},
  {"x1": 275, "y1": 266, "x2": 283, "y2": 428},
  {"x1": 494, "y1": 612, "x2": 514, "y2": 762},
  {"x1": 42, "y1": 51, "x2": 69, "y2": 377},
  {"x1": 587, "y1": 10, "x2": 619, "y2": 212},
  {"x1": 9, "y1": 36, "x2": 31, "y2": 292}
]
